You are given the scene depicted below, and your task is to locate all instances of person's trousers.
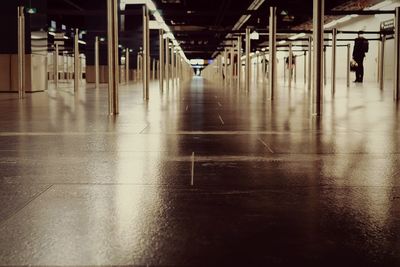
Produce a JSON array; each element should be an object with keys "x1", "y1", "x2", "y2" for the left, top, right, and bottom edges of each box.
[{"x1": 355, "y1": 58, "x2": 364, "y2": 82}]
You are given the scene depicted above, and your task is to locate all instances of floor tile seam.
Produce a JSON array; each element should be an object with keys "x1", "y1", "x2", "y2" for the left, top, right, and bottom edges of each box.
[
  {"x1": 1, "y1": 130, "x2": 395, "y2": 136},
  {"x1": 0, "y1": 184, "x2": 54, "y2": 229},
  {"x1": 0, "y1": 182, "x2": 399, "y2": 190},
  {"x1": 1, "y1": 152, "x2": 400, "y2": 160}
]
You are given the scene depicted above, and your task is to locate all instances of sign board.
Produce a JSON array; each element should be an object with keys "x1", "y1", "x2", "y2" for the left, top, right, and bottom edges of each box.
[
  {"x1": 380, "y1": 19, "x2": 394, "y2": 37},
  {"x1": 54, "y1": 32, "x2": 65, "y2": 46}
]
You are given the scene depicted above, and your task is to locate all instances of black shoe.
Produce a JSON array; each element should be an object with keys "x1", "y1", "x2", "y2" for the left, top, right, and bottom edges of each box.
[{"x1": 353, "y1": 80, "x2": 360, "y2": 83}]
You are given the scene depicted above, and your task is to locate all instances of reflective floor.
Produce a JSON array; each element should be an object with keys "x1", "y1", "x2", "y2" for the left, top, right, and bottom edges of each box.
[{"x1": 0, "y1": 77, "x2": 400, "y2": 266}]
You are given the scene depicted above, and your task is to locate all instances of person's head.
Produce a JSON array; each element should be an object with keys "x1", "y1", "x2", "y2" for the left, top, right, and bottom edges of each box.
[{"x1": 358, "y1": 31, "x2": 364, "y2": 38}]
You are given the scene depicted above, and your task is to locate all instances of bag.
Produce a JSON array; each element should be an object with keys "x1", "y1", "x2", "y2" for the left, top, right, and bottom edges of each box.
[{"x1": 350, "y1": 60, "x2": 358, "y2": 72}]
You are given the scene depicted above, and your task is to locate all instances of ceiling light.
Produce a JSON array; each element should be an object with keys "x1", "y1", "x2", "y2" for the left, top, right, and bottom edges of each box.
[
  {"x1": 250, "y1": 31, "x2": 260, "y2": 40},
  {"x1": 366, "y1": 0, "x2": 393, "y2": 10},
  {"x1": 248, "y1": 0, "x2": 265, "y2": 10},
  {"x1": 289, "y1": 33, "x2": 305, "y2": 40}
]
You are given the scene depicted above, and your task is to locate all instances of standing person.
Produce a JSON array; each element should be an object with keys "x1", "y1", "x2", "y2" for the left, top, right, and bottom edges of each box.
[{"x1": 352, "y1": 31, "x2": 369, "y2": 83}]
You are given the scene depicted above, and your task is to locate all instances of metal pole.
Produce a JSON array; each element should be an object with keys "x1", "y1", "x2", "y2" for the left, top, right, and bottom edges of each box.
[
  {"x1": 165, "y1": 37, "x2": 170, "y2": 90},
  {"x1": 262, "y1": 52, "x2": 266, "y2": 83},
  {"x1": 289, "y1": 43, "x2": 293, "y2": 89},
  {"x1": 54, "y1": 44, "x2": 59, "y2": 88},
  {"x1": 379, "y1": 36, "x2": 385, "y2": 91},
  {"x1": 171, "y1": 45, "x2": 176, "y2": 88},
  {"x1": 283, "y1": 57, "x2": 287, "y2": 82},
  {"x1": 331, "y1": 28, "x2": 337, "y2": 96},
  {"x1": 143, "y1": 5, "x2": 150, "y2": 100},
  {"x1": 156, "y1": 60, "x2": 160, "y2": 80},
  {"x1": 294, "y1": 56, "x2": 297, "y2": 83},
  {"x1": 237, "y1": 36, "x2": 242, "y2": 89},
  {"x1": 230, "y1": 46, "x2": 234, "y2": 86},
  {"x1": 152, "y1": 58, "x2": 156, "y2": 80},
  {"x1": 256, "y1": 52, "x2": 260, "y2": 84},
  {"x1": 224, "y1": 48, "x2": 228, "y2": 86},
  {"x1": 245, "y1": 27, "x2": 251, "y2": 92},
  {"x1": 17, "y1": 6, "x2": 25, "y2": 99},
  {"x1": 107, "y1": 0, "x2": 119, "y2": 114},
  {"x1": 323, "y1": 46, "x2": 327, "y2": 86},
  {"x1": 308, "y1": 36, "x2": 312, "y2": 90},
  {"x1": 394, "y1": 7, "x2": 400, "y2": 100},
  {"x1": 95, "y1": 36, "x2": 100, "y2": 88},
  {"x1": 159, "y1": 29, "x2": 164, "y2": 91},
  {"x1": 313, "y1": 0, "x2": 324, "y2": 116},
  {"x1": 269, "y1": 7, "x2": 277, "y2": 99},
  {"x1": 74, "y1": 29, "x2": 79, "y2": 93},
  {"x1": 304, "y1": 51, "x2": 307, "y2": 84},
  {"x1": 125, "y1": 49, "x2": 129, "y2": 84},
  {"x1": 347, "y1": 43, "x2": 351, "y2": 87}
]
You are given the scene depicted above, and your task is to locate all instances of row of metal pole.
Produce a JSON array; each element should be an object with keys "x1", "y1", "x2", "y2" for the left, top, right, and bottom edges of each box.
[{"x1": 203, "y1": 4, "x2": 400, "y2": 117}]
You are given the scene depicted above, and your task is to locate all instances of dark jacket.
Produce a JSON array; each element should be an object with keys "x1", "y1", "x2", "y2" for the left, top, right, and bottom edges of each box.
[{"x1": 353, "y1": 37, "x2": 369, "y2": 61}]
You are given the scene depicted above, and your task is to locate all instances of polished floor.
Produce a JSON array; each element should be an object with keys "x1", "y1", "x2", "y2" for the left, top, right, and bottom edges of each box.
[{"x1": 0, "y1": 76, "x2": 400, "y2": 266}]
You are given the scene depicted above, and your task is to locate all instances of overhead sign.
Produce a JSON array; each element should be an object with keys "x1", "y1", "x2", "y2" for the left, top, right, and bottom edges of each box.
[
  {"x1": 54, "y1": 33, "x2": 65, "y2": 45},
  {"x1": 381, "y1": 19, "x2": 394, "y2": 37}
]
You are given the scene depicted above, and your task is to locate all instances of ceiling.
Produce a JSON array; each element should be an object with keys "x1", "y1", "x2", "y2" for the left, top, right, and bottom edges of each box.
[{"x1": 45, "y1": 0, "x2": 380, "y2": 60}]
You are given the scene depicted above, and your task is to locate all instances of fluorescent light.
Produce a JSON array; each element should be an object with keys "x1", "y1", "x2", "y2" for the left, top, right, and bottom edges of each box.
[
  {"x1": 366, "y1": 0, "x2": 393, "y2": 10},
  {"x1": 248, "y1": 0, "x2": 265, "y2": 10},
  {"x1": 278, "y1": 40, "x2": 286, "y2": 45},
  {"x1": 336, "y1": 16, "x2": 352, "y2": 24},
  {"x1": 78, "y1": 40, "x2": 86, "y2": 45},
  {"x1": 153, "y1": 11, "x2": 163, "y2": 22},
  {"x1": 289, "y1": 33, "x2": 305, "y2": 40}
]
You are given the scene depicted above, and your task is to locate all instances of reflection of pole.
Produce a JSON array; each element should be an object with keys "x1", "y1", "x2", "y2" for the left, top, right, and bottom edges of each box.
[
  {"x1": 237, "y1": 36, "x2": 242, "y2": 89},
  {"x1": 307, "y1": 36, "x2": 312, "y2": 91},
  {"x1": 74, "y1": 29, "x2": 79, "y2": 93},
  {"x1": 269, "y1": 7, "x2": 277, "y2": 99},
  {"x1": 379, "y1": 36, "x2": 385, "y2": 91},
  {"x1": 95, "y1": 36, "x2": 100, "y2": 88},
  {"x1": 331, "y1": 28, "x2": 337, "y2": 96},
  {"x1": 17, "y1": 6, "x2": 25, "y2": 99},
  {"x1": 245, "y1": 27, "x2": 251, "y2": 92},
  {"x1": 143, "y1": 5, "x2": 150, "y2": 100},
  {"x1": 313, "y1": 0, "x2": 324, "y2": 116},
  {"x1": 125, "y1": 49, "x2": 129, "y2": 84},
  {"x1": 159, "y1": 29, "x2": 164, "y2": 91},
  {"x1": 107, "y1": 0, "x2": 119, "y2": 114},
  {"x1": 394, "y1": 7, "x2": 400, "y2": 100},
  {"x1": 347, "y1": 43, "x2": 351, "y2": 88}
]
